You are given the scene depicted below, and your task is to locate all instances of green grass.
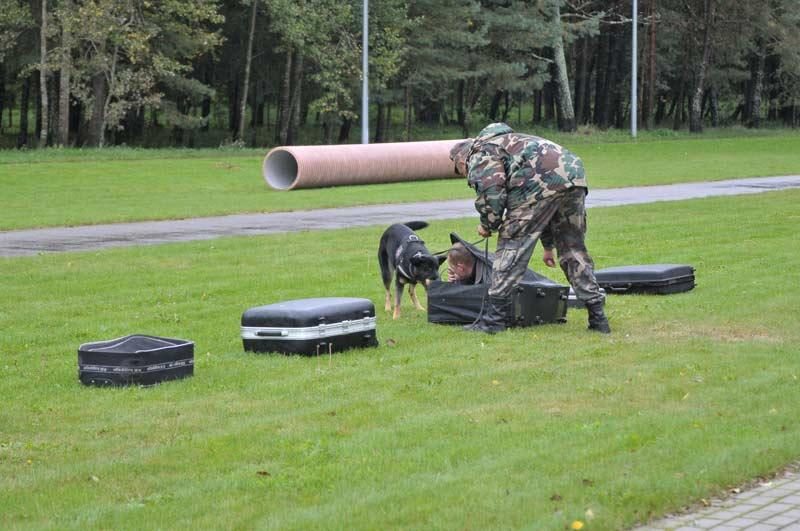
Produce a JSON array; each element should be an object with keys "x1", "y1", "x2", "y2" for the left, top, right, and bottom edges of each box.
[
  {"x1": 1, "y1": 191, "x2": 799, "y2": 529},
  {"x1": 1, "y1": 132, "x2": 799, "y2": 230}
]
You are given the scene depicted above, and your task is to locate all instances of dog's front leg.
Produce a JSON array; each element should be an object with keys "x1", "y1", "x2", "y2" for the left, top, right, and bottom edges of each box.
[
  {"x1": 408, "y1": 284, "x2": 425, "y2": 311},
  {"x1": 393, "y1": 280, "x2": 405, "y2": 320}
]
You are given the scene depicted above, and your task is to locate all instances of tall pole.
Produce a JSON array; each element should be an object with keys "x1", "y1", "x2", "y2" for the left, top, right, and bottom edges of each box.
[
  {"x1": 361, "y1": 0, "x2": 369, "y2": 144},
  {"x1": 631, "y1": 0, "x2": 638, "y2": 137}
]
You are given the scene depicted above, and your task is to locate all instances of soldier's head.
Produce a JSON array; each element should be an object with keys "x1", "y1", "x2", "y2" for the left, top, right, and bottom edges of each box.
[
  {"x1": 449, "y1": 139, "x2": 474, "y2": 176},
  {"x1": 447, "y1": 242, "x2": 476, "y2": 281}
]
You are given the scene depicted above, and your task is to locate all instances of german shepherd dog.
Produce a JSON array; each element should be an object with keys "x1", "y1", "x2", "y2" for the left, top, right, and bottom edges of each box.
[{"x1": 378, "y1": 221, "x2": 446, "y2": 319}]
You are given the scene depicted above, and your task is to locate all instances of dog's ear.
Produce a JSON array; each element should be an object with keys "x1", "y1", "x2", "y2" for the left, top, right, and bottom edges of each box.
[{"x1": 437, "y1": 254, "x2": 447, "y2": 266}]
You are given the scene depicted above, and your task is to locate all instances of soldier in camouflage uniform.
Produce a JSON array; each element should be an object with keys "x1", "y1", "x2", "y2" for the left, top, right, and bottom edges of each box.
[{"x1": 449, "y1": 122, "x2": 610, "y2": 334}]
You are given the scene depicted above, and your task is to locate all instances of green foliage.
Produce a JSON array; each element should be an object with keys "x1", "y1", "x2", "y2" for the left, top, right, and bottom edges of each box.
[
  {"x1": 1, "y1": 192, "x2": 799, "y2": 528},
  {"x1": 405, "y1": 0, "x2": 486, "y2": 95},
  {"x1": 0, "y1": 0, "x2": 34, "y2": 62},
  {"x1": 3, "y1": 0, "x2": 800, "y2": 149},
  {"x1": 65, "y1": 0, "x2": 224, "y2": 143},
  {"x1": 769, "y1": 2, "x2": 800, "y2": 104}
]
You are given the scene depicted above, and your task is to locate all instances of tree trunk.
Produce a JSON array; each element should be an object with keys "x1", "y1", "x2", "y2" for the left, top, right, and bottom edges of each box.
[
  {"x1": 17, "y1": 75, "x2": 32, "y2": 148},
  {"x1": 672, "y1": 80, "x2": 685, "y2": 131},
  {"x1": 574, "y1": 37, "x2": 590, "y2": 126},
  {"x1": 404, "y1": 84, "x2": 412, "y2": 141},
  {"x1": 592, "y1": 30, "x2": 606, "y2": 126},
  {"x1": 237, "y1": 0, "x2": 258, "y2": 143},
  {"x1": 286, "y1": 52, "x2": 303, "y2": 145},
  {"x1": 70, "y1": 98, "x2": 82, "y2": 144},
  {"x1": 533, "y1": 89, "x2": 543, "y2": 124},
  {"x1": 35, "y1": 75, "x2": 41, "y2": 141},
  {"x1": 583, "y1": 40, "x2": 596, "y2": 126},
  {"x1": 672, "y1": 40, "x2": 687, "y2": 131},
  {"x1": 252, "y1": 80, "x2": 264, "y2": 127},
  {"x1": 322, "y1": 120, "x2": 332, "y2": 144},
  {"x1": 746, "y1": 42, "x2": 766, "y2": 128},
  {"x1": 501, "y1": 92, "x2": 511, "y2": 122},
  {"x1": 374, "y1": 101, "x2": 385, "y2": 143},
  {"x1": 201, "y1": 58, "x2": 212, "y2": 132},
  {"x1": 488, "y1": 90, "x2": 503, "y2": 121},
  {"x1": 544, "y1": 82, "x2": 556, "y2": 124},
  {"x1": 386, "y1": 102, "x2": 393, "y2": 138},
  {"x1": 689, "y1": 0, "x2": 715, "y2": 133},
  {"x1": 276, "y1": 48, "x2": 293, "y2": 144},
  {"x1": 456, "y1": 80, "x2": 468, "y2": 136},
  {"x1": 39, "y1": 0, "x2": 49, "y2": 147},
  {"x1": 643, "y1": 0, "x2": 657, "y2": 129},
  {"x1": 709, "y1": 85, "x2": 719, "y2": 127},
  {"x1": 654, "y1": 93, "x2": 666, "y2": 125},
  {"x1": 552, "y1": 3, "x2": 576, "y2": 132},
  {"x1": 0, "y1": 63, "x2": 5, "y2": 133},
  {"x1": 338, "y1": 118, "x2": 351, "y2": 143},
  {"x1": 57, "y1": 0, "x2": 72, "y2": 146},
  {"x1": 88, "y1": 72, "x2": 106, "y2": 147},
  {"x1": 595, "y1": 31, "x2": 615, "y2": 128},
  {"x1": 602, "y1": 32, "x2": 620, "y2": 129}
]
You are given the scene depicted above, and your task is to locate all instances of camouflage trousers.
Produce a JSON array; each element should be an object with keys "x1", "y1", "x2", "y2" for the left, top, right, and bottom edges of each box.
[{"x1": 487, "y1": 187, "x2": 605, "y2": 305}]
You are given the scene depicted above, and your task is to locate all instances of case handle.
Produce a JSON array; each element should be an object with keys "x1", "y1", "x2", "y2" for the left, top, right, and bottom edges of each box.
[
  {"x1": 605, "y1": 284, "x2": 632, "y2": 293},
  {"x1": 256, "y1": 330, "x2": 288, "y2": 337}
]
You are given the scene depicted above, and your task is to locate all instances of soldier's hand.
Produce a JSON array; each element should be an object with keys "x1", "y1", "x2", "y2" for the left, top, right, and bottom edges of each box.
[
  {"x1": 542, "y1": 248, "x2": 556, "y2": 268},
  {"x1": 477, "y1": 225, "x2": 491, "y2": 238}
]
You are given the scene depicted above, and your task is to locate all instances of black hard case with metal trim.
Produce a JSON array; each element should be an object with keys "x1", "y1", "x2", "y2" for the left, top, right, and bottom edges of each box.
[
  {"x1": 78, "y1": 334, "x2": 194, "y2": 387},
  {"x1": 241, "y1": 297, "x2": 378, "y2": 355},
  {"x1": 594, "y1": 264, "x2": 696, "y2": 295}
]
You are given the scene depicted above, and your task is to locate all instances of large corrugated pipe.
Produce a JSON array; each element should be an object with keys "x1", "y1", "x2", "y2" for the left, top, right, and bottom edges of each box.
[{"x1": 263, "y1": 139, "x2": 468, "y2": 190}]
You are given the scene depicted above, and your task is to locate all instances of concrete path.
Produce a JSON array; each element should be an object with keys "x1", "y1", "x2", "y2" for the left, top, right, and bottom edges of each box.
[
  {"x1": 2, "y1": 175, "x2": 799, "y2": 258},
  {"x1": 636, "y1": 464, "x2": 800, "y2": 530}
]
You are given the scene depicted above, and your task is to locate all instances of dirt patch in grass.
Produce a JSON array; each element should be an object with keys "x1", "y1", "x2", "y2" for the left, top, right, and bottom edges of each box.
[{"x1": 648, "y1": 323, "x2": 782, "y2": 344}]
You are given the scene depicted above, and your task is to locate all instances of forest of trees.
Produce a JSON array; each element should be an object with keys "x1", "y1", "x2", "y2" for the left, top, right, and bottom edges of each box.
[{"x1": 0, "y1": 0, "x2": 798, "y2": 149}]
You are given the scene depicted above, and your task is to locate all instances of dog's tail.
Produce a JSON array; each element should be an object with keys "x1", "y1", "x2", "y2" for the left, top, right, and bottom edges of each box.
[{"x1": 403, "y1": 221, "x2": 429, "y2": 231}]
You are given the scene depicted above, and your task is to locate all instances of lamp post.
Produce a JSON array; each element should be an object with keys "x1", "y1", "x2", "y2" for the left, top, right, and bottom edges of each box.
[{"x1": 361, "y1": 0, "x2": 369, "y2": 144}]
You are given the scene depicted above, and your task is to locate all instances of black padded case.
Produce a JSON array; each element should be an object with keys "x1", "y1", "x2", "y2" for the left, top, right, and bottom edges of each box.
[
  {"x1": 78, "y1": 334, "x2": 194, "y2": 386},
  {"x1": 595, "y1": 264, "x2": 696, "y2": 295},
  {"x1": 241, "y1": 297, "x2": 378, "y2": 355},
  {"x1": 427, "y1": 279, "x2": 568, "y2": 326}
]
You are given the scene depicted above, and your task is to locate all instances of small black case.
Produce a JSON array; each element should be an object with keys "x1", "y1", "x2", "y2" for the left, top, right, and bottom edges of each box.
[
  {"x1": 78, "y1": 334, "x2": 194, "y2": 386},
  {"x1": 511, "y1": 281, "x2": 569, "y2": 326},
  {"x1": 595, "y1": 264, "x2": 696, "y2": 295},
  {"x1": 241, "y1": 297, "x2": 378, "y2": 355}
]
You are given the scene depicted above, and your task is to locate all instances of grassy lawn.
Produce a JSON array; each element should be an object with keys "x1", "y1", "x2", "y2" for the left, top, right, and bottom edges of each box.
[
  {"x1": 1, "y1": 190, "x2": 799, "y2": 529},
  {"x1": 1, "y1": 131, "x2": 799, "y2": 230}
]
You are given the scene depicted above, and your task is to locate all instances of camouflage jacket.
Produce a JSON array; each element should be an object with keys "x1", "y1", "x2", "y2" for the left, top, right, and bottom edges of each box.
[{"x1": 465, "y1": 123, "x2": 588, "y2": 239}]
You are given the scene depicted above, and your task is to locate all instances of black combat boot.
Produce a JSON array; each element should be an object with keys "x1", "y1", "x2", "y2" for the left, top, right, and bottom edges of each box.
[
  {"x1": 463, "y1": 296, "x2": 512, "y2": 334},
  {"x1": 586, "y1": 300, "x2": 611, "y2": 334}
]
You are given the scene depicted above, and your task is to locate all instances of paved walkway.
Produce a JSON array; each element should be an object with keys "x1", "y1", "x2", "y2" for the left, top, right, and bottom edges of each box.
[
  {"x1": 1, "y1": 175, "x2": 799, "y2": 257},
  {"x1": 637, "y1": 464, "x2": 800, "y2": 530}
]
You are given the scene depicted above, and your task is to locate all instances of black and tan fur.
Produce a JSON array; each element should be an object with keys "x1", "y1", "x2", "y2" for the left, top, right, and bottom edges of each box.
[{"x1": 378, "y1": 221, "x2": 446, "y2": 319}]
